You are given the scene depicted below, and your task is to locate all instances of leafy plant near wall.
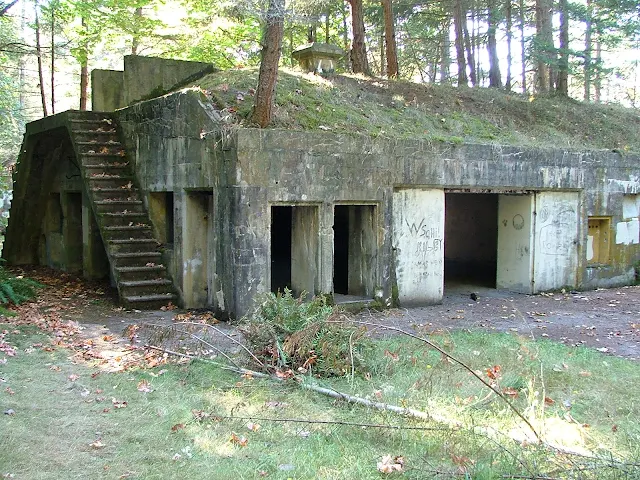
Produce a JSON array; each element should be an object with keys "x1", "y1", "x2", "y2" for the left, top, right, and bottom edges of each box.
[
  {"x1": 0, "y1": 264, "x2": 43, "y2": 315},
  {"x1": 240, "y1": 289, "x2": 370, "y2": 376}
]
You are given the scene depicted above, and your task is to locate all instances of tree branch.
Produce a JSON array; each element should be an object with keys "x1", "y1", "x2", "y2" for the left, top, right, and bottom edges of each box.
[{"x1": 0, "y1": 0, "x2": 18, "y2": 17}]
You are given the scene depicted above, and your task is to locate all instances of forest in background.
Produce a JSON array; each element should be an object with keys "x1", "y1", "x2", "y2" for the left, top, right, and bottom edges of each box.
[{"x1": 1, "y1": 0, "x2": 639, "y2": 167}]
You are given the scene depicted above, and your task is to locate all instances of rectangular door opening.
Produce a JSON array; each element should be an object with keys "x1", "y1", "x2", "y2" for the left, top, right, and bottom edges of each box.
[
  {"x1": 271, "y1": 206, "x2": 293, "y2": 293},
  {"x1": 333, "y1": 204, "x2": 376, "y2": 299},
  {"x1": 64, "y1": 192, "x2": 83, "y2": 272},
  {"x1": 444, "y1": 193, "x2": 498, "y2": 292},
  {"x1": 184, "y1": 191, "x2": 214, "y2": 307},
  {"x1": 271, "y1": 205, "x2": 319, "y2": 296}
]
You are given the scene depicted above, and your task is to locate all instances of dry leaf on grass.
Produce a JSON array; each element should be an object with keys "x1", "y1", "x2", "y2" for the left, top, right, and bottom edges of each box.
[
  {"x1": 377, "y1": 455, "x2": 404, "y2": 474},
  {"x1": 137, "y1": 380, "x2": 153, "y2": 393},
  {"x1": 230, "y1": 432, "x2": 248, "y2": 447}
]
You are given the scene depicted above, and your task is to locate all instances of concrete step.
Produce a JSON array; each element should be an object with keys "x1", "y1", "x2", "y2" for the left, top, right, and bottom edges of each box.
[
  {"x1": 122, "y1": 293, "x2": 177, "y2": 309},
  {"x1": 120, "y1": 279, "x2": 173, "y2": 287},
  {"x1": 108, "y1": 238, "x2": 158, "y2": 245},
  {"x1": 115, "y1": 265, "x2": 167, "y2": 273},
  {"x1": 95, "y1": 200, "x2": 143, "y2": 206},
  {"x1": 112, "y1": 251, "x2": 162, "y2": 259}
]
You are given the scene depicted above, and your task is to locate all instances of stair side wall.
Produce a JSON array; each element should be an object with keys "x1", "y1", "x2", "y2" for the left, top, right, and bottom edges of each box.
[{"x1": 3, "y1": 119, "x2": 109, "y2": 278}]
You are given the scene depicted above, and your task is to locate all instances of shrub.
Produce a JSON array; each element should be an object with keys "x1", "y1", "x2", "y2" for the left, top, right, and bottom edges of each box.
[
  {"x1": 0, "y1": 265, "x2": 43, "y2": 314},
  {"x1": 240, "y1": 289, "x2": 369, "y2": 377}
]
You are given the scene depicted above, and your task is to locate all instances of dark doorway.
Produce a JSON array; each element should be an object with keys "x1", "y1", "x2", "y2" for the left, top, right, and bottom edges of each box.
[
  {"x1": 271, "y1": 206, "x2": 292, "y2": 293},
  {"x1": 333, "y1": 204, "x2": 377, "y2": 297},
  {"x1": 444, "y1": 193, "x2": 498, "y2": 288},
  {"x1": 333, "y1": 206, "x2": 349, "y2": 294}
]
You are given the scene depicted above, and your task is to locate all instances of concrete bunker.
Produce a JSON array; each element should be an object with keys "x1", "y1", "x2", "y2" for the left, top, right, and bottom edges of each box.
[{"x1": 4, "y1": 56, "x2": 639, "y2": 316}]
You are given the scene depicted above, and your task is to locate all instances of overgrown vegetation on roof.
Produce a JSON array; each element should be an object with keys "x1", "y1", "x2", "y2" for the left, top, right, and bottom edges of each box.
[{"x1": 192, "y1": 68, "x2": 640, "y2": 153}]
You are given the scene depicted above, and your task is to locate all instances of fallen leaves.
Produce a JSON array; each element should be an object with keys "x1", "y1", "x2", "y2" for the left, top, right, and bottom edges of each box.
[
  {"x1": 171, "y1": 423, "x2": 185, "y2": 433},
  {"x1": 377, "y1": 455, "x2": 404, "y2": 474},
  {"x1": 230, "y1": 432, "x2": 248, "y2": 447},
  {"x1": 136, "y1": 380, "x2": 153, "y2": 393},
  {"x1": 89, "y1": 439, "x2": 106, "y2": 449},
  {"x1": 111, "y1": 398, "x2": 128, "y2": 409}
]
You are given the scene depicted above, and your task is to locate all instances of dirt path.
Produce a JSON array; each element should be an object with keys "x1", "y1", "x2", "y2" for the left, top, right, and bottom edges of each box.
[
  {"x1": 357, "y1": 284, "x2": 640, "y2": 360},
  {"x1": 6, "y1": 267, "x2": 640, "y2": 361}
]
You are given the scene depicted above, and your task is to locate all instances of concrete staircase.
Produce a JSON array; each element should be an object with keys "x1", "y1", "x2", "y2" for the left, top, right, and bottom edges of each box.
[{"x1": 67, "y1": 110, "x2": 177, "y2": 309}]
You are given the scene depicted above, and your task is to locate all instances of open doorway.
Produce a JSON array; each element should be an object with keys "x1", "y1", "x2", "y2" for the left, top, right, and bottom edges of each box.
[
  {"x1": 444, "y1": 193, "x2": 498, "y2": 292},
  {"x1": 333, "y1": 204, "x2": 377, "y2": 299},
  {"x1": 184, "y1": 191, "x2": 214, "y2": 307},
  {"x1": 270, "y1": 205, "x2": 319, "y2": 296}
]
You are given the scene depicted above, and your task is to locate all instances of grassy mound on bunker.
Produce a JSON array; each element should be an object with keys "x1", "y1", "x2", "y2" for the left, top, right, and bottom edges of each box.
[{"x1": 190, "y1": 67, "x2": 640, "y2": 154}]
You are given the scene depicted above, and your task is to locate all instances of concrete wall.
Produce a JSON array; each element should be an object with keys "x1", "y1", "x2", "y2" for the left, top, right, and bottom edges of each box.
[
  {"x1": 91, "y1": 70, "x2": 125, "y2": 111},
  {"x1": 91, "y1": 56, "x2": 215, "y2": 112},
  {"x1": 123, "y1": 56, "x2": 215, "y2": 106}
]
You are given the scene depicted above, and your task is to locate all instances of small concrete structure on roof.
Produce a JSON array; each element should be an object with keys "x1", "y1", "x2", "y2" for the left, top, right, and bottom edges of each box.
[
  {"x1": 3, "y1": 56, "x2": 640, "y2": 316},
  {"x1": 291, "y1": 42, "x2": 345, "y2": 74}
]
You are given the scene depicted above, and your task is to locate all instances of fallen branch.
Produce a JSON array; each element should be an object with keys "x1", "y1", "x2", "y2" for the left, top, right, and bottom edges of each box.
[{"x1": 209, "y1": 413, "x2": 452, "y2": 431}]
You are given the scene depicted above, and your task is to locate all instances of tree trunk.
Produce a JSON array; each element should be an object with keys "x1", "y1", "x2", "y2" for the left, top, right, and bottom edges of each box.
[
  {"x1": 462, "y1": 6, "x2": 477, "y2": 86},
  {"x1": 440, "y1": 18, "x2": 451, "y2": 83},
  {"x1": 347, "y1": 0, "x2": 370, "y2": 75},
  {"x1": 249, "y1": 0, "x2": 284, "y2": 128},
  {"x1": 594, "y1": 34, "x2": 601, "y2": 102},
  {"x1": 379, "y1": 34, "x2": 385, "y2": 76},
  {"x1": 79, "y1": 16, "x2": 88, "y2": 111},
  {"x1": 80, "y1": 61, "x2": 88, "y2": 110},
  {"x1": 34, "y1": 0, "x2": 48, "y2": 117},
  {"x1": 50, "y1": 1, "x2": 55, "y2": 114},
  {"x1": 519, "y1": 0, "x2": 526, "y2": 92},
  {"x1": 584, "y1": 0, "x2": 592, "y2": 101},
  {"x1": 506, "y1": 0, "x2": 513, "y2": 91},
  {"x1": 131, "y1": 6, "x2": 142, "y2": 55},
  {"x1": 342, "y1": 2, "x2": 349, "y2": 52},
  {"x1": 556, "y1": 0, "x2": 569, "y2": 96},
  {"x1": 453, "y1": 0, "x2": 467, "y2": 85},
  {"x1": 487, "y1": 0, "x2": 502, "y2": 87},
  {"x1": 18, "y1": 0, "x2": 26, "y2": 108},
  {"x1": 535, "y1": 0, "x2": 553, "y2": 92},
  {"x1": 381, "y1": 0, "x2": 398, "y2": 78}
]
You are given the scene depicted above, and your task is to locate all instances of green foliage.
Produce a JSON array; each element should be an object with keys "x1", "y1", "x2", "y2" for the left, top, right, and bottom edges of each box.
[
  {"x1": 241, "y1": 289, "x2": 369, "y2": 376},
  {"x1": 0, "y1": 265, "x2": 43, "y2": 312}
]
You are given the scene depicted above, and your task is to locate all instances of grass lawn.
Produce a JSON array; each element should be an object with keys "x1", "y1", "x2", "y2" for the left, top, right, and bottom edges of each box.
[{"x1": 1, "y1": 321, "x2": 639, "y2": 479}]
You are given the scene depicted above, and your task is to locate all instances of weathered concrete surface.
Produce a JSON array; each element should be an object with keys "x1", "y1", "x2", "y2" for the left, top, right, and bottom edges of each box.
[
  {"x1": 115, "y1": 90, "x2": 237, "y2": 315},
  {"x1": 2, "y1": 113, "x2": 109, "y2": 279},
  {"x1": 91, "y1": 56, "x2": 215, "y2": 112},
  {"x1": 392, "y1": 189, "x2": 445, "y2": 305},
  {"x1": 91, "y1": 69, "x2": 125, "y2": 111},
  {"x1": 123, "y1": 56, "x2": 215, "y2": 106}
]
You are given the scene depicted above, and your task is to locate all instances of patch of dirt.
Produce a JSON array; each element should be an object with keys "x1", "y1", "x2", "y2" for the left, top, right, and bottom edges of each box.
[
  {"x1": 4, "y1": 266, "x2": 639, "y2": 361},
  {"x1": 357, "y1": 285, "x2": 640, "y2": 360}
]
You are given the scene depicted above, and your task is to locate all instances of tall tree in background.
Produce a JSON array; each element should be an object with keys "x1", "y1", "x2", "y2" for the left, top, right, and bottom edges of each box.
[
  {"x1": 487, "y1": 0, "x2": 502, "y2": 87},
  {"x1": 346, "y1": 0, "x2": 370, "y2": 75},
  {"x1": 380, "y1": 0, "x2": 398, "y2": 78},
  {"x1": 34, "y1": 0, "x2": 48, "y2": 116},
  {"x1": 250, "y1": 0, "x2": 284, "y2": 127},
  {"x1": 584, "y1": 0, "x2": 593, "y2": 100},
  {"x1": 453, "y1": 0, "x2": 467, "y2": 85},
  {"x1": 556, "y1": 0, "x2": 569, "y2": 96},
  {"x1": 535, "y1": 0, "x2": 554, "y2": 92},
  {"x1": 0, "y1": 0, "x2": 17, "y2": 16}
]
